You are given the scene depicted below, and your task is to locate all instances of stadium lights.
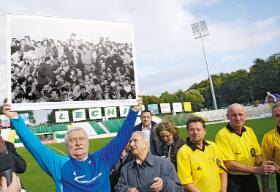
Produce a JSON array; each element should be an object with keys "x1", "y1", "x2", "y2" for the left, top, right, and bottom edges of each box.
[{"x1": 191, "y1": 20, "x2": 218, "y2": 110}]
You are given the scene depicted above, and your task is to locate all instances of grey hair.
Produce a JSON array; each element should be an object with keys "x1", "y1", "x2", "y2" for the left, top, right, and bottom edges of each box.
[
  {"x1": 64, "y1": 127, "x2": 89, "y2": 145},
  {"x1": 131, "y1": 131, "x2": 150, "y2": 147}
]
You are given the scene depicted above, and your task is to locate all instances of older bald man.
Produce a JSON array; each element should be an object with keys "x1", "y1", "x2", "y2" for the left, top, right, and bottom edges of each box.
[{"x1": 215, "y1": 103, "x2": 277, "y2": 192}]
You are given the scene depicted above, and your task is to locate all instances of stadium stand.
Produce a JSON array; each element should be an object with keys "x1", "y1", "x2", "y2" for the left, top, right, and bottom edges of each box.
[
  {"x1": 51, "y1": 123, "x2": 68, "y2": 132},
  {"x1": 55, "y1": 132, "x2": 66, "y2": 139},
  {"x1": 245, "y1": 104, "x2": 271, "y2": 118},
  {"x1": 88, "y1": 121, "x2": 107, "y2": 135},
  {"x1": 71, "y1": 122, "x2": 97, "y2": 137},
  {"x1": 194, "y1": 109, "x2": 227, "y2": 122},
  {"x1": 101, "y1": 118, "x2": 125, "y2": 133},
  {"x1": 14, "y1": 137, "x2": 21, "y2": 143},
  {"x1": 194, "y1": 104, "x2": 271, "y2": 122}
]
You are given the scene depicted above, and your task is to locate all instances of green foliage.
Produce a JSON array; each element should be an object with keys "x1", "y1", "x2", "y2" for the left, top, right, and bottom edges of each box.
[
  {"x1": 158, "y1": 113, "x2": 195, "y2": 126},
  {"x1": 249, "y1": 53, "x2": 280, "y2": 100},
  {"x1": 218, "y1": 70, "x2": 252, "y2": 106},
  {"x1": 184, "y1": 89, "x2": 205, "y2": 112},
  {"x1": 159, "y1": 91, "x2": 178, "y2": 103},
  {"x1": 142, "y1": 95, "x2": 161, "y2": 105}
]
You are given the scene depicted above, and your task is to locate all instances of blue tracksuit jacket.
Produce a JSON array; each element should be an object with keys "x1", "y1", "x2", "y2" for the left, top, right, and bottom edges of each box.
[{"x1": 11, "y1": 109, "x2": 137, "y2": 192}]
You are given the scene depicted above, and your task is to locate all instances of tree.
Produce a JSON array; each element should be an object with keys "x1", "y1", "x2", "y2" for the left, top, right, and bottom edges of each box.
[
  {"x1": 249, "y1": 53, "x2": 280, "y2": 101},
  {"x1": 189, "y1": 75, "x2": 222, "y2": 109},
  {"x1": 159, "y1": 91, "x2": 178, "y2": 103},
  {"x1": 142, "y1": 95, "x2": 161, "y2": 106},
  {"x1": 184, "y1": 89, "x2": 205, "y2": 112},
  {"x1": 218, "y1": 70, "x2": 251, "y2": 106},
  {"x1": 47, "y1": 110, "x2": 56, "y2": 124}
]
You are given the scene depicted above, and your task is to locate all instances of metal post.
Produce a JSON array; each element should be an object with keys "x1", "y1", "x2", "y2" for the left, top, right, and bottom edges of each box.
[{"x1": 191, "y1": 20, "x2": 218, "y2": 110}]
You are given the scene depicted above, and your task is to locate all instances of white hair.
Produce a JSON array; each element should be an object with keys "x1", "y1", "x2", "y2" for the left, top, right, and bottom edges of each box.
[
  {"x1": 64, "y1": 127, "x2": 89, "y2": 145},
  {"x1": 131, "y1": 131, "x2": 150, "y2": 147}
]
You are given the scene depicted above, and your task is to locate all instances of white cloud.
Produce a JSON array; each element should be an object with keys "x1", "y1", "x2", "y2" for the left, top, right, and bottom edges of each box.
[
  {"x1": 207, "y1": 17, "x2": 280, "y2": 53},
  {"x1": 0, "y1": 0, "x2": 279, "y2": 101},
  {"x1": 221, "y1": 53, "x2": 247, "y2": 63}
]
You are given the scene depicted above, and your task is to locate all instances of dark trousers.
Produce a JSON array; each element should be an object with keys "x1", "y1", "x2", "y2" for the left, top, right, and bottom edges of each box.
[
  {"x1": 228, "y1": 174, "x2": 260, "y2": 192},
  {"x1": 277, "y1": 173, "x2": 280, "y2": 192}
]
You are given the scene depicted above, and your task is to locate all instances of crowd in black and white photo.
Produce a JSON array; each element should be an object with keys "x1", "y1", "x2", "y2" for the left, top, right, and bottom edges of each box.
[{"x1": 10, "y1": 33, "x2": 136, "y2": 103}]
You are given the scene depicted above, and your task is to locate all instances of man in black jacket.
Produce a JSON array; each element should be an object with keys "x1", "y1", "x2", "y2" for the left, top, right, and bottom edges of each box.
[
  {"x1": 0, "y1": 132, "x2": 26, "y2": 174},
  {"x1": 133, "y1": 109, "x2": 158, "y2": 155}
]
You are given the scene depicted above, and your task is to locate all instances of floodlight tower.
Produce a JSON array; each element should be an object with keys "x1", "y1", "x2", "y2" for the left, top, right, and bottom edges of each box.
[{"x1": 191, "y1": 20, "x2": 218, "y2": 110}]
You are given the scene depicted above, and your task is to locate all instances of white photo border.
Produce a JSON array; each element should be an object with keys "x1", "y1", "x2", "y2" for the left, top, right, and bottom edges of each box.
[{"x1": 6, "y1": 13, "x2": 138, "y2": 110}]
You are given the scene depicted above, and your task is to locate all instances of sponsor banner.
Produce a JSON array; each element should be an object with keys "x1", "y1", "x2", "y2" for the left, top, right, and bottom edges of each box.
[
  {"x1": 184, "y1": 102, "x2": 192, "y2": 112},
  {"x1": 172, "y1": 102, "x2": 183, "y2": 113},
  {"x1": 88, "y1": 108, "x2": 102, "y2": 120},
  {"x1": 104, "y1": 107, "x2": 117, "y2": 118},
  {"x1": 148, "y1": 104, "x2": 159, "y2": 115},
  {"x1": 0, "y1": 115, "x2": 11, "y2": 127},
  {"x1": 160, "y1": 103, "x2": 171, "y2": 113},
  {"x1": 19, "y1": 113, "x2": 30, "y2": 125},
  {"x1": 72, "y1": 109, "x2": 86, "y2": 122},
  {"x1": 119, "y1": 106, "x2": 130, "y2": 117},
  {"x1": 55, "y1": 111, "x2": 70, "y2": 123}
]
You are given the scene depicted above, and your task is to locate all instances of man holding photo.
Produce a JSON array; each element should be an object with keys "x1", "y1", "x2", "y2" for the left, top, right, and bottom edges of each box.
[{"x1": 2, "y1": 97, "x2": 142, "y2": 192}]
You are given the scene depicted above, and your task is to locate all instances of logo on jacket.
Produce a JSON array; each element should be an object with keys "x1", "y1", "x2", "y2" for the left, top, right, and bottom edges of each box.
[
  {"x1": 250, "y1": 148, "x2": 256, "y2": 157},
  {"x1": 73, "y1": 172, "x2": 102, "y2": 184}
]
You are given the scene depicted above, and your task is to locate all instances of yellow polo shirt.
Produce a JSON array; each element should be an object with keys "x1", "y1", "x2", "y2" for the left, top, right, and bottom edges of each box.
[
  {"x1": 215, "y1": 124, "x2": 261, "y2": 175},
  {"x1": 177, "y1": 139, "x2": 225, "y2": 192},
  {"x1": 261, "y1": 128, "x2": 280, "y2": 165}
]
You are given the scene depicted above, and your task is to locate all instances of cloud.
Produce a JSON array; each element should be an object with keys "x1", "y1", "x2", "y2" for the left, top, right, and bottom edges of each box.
[
  {"x1": 221, "y1": 53, "x2": 247, "y2": 63},
  {"x1": 207, "y1": 17, "x2": 280, "y2": 53},
  {"x1": 0, "y1": 0, "x2": 280, "y2": 100}
]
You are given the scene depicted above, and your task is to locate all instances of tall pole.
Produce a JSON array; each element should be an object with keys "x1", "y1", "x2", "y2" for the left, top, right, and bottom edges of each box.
[{"x1": 191, "y1": 20, "x2": 218, "y2": 110}]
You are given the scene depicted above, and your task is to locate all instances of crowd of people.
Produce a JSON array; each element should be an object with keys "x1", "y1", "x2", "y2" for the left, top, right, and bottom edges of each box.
[
  {"x1": 10, "y1": 33, "x2": 136, "y2": 103},
  {"x1": 0, "y1": 99, "x2": 280, "y2": 192}
]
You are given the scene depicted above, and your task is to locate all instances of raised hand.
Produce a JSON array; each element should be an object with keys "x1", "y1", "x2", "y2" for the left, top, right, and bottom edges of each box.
[
  {"x1": 132, "y1": 97, "x2": 143, "y2": 112},
  {"x1": 2, "y1": 98, "x2": 18, "y2": 119}
]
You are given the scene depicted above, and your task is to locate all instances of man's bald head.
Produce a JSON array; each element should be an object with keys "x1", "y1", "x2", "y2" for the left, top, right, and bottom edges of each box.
[
  {"x1": 227, "y1": 103, "x2": 246, "y2": 115},
  {"x1": 226, "y1": 103, "x2": 247, "y2": 130}
]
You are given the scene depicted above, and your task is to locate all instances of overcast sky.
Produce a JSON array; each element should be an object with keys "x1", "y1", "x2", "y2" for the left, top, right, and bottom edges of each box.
[{"x1": 0, "y1": 0, "x2": 280, "y2": 102}]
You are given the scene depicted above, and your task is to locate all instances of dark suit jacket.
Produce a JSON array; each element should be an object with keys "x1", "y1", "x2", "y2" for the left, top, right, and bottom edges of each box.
[
  {"x1": 5, "y1": 141, "x2": 27, "y2": 173},
  {"x1": 133, "y1": 121, "x2": 158, "y2": 155},
  {"x1": 110, "y1": 152, "x2": 134, "y2": 192},
  {"x1": 155, "y1": 138, "x2": 185, "y2": 169}
]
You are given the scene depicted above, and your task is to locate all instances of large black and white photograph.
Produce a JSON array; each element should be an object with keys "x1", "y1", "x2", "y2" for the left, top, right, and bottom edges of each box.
[{"x1": 7, "y1": 14, "x2": 138, "y2": 110}]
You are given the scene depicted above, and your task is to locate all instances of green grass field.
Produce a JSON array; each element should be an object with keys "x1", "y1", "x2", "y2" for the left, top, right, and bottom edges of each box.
[{"x1": 16, "y1": 117, "x2": 277, "y2": 191}]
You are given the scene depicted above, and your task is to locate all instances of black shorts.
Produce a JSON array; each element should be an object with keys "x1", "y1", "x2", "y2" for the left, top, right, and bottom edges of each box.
[{"x1": 228, "y1": 174, "x2": 260, "y2": 192}]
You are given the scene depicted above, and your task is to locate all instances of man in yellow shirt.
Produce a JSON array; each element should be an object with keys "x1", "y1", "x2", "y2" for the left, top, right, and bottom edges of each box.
[
  {"x1": 215, "y1": 103, "x2": 277, "y2": 192},
  {"x1": 262, "y1": 103, "x2": 280, "y2": 192},
  {"x1": 177, "y1": 117, "x2": 227, "y2": 192}
]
